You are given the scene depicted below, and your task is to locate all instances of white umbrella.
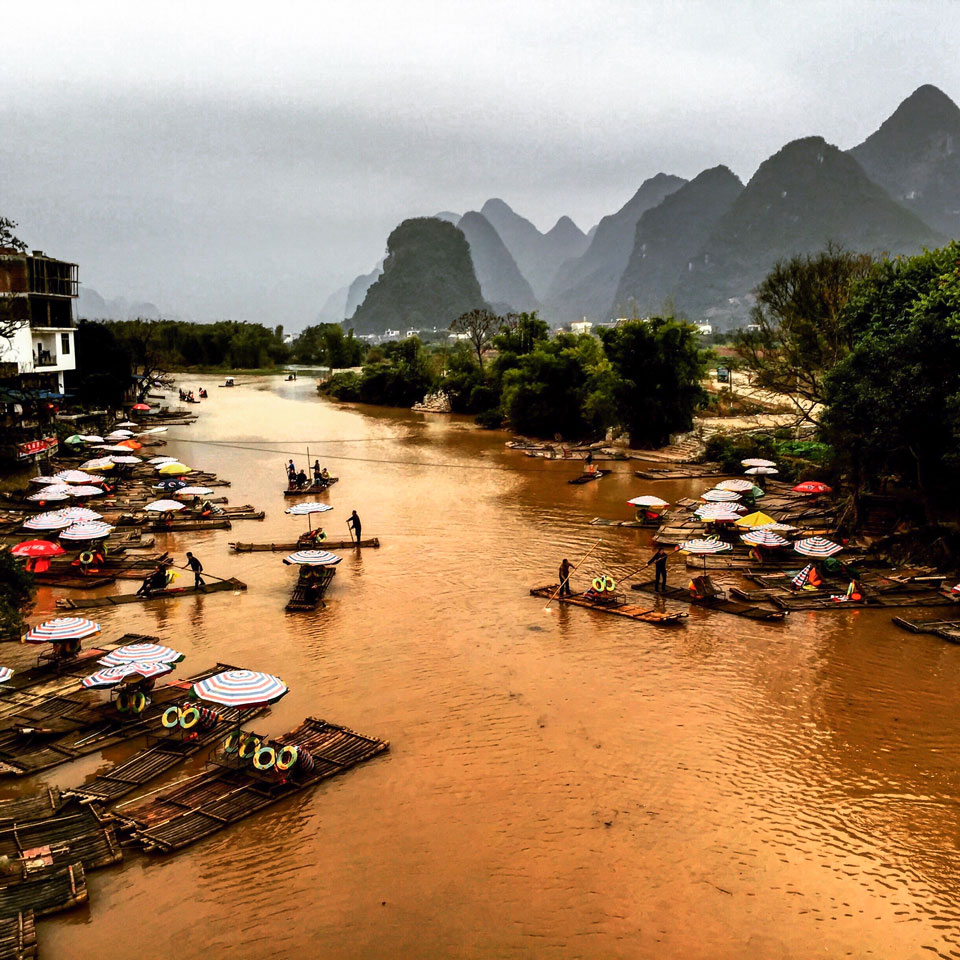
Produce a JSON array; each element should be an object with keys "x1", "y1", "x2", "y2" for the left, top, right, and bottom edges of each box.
[
  {"x1": 58, "y1": 507, "x2": 103, "y2": 522},
  {"x1": 741, "y1": 458, "x2": 776, "y2": 468},
  {"x1": 282, "y1": 550, "x2": 342, "y2": 565},
  {"x1": 148, "y1": 456, "x2": 179, "y2": 465},
  {"x1": 741, "y1": 529, "x2": 790, "y2": 548},
  {"x1": 110, "y1": 455, "x2": 142, "y2": 465},
  {"x1": 67, "y1": 485, "x2": 106, "y2": 497},
  {"x1": 54, "y1": 470, "x2": 104, "y2": 484},
  {"x1": 626, "y1": 495, "x2": 669, "y2": 508},
  {"x1": 115, "y1": 421, "x2": 139, "y2": 428},
  {"x1": 106, "y1": 430, "x2": 134, "y2": 440},
  {"x1": 284, "y1": 502, "x2": 334, "y2": 515},
  {"x1": 80, "y1": 458, "x2": 115, "y2": 470},
  {"x1": 144, "y1": 499, "x2": 186, "y2": 512},
  {"x1": 174, "y1": 486, "x2": 214, "y2": 496},
  {"x1": 745, "y1": 466, "x2": 779, "y2": 476},
  {"x1": 794, "y1": 537, "x2": 843, "y2": 558},
  {"x1": 26, "y1": 489, "x2": 70, "y2": 503},
  {"x1": 29, "y1": 476, "x2": 62, "y2": 485},
  {"x1": 59, "y1": 521, "x2": 114, "y2": 540},
  {"x1": 701, "y1": 488, "x2": 742, "y2": 502},
  {"x1": 80, "y1": 435, "x2": 104, "y2": 443},
  {"x1": 715, "y1": 478, "x2": 755, "y2": 492}
]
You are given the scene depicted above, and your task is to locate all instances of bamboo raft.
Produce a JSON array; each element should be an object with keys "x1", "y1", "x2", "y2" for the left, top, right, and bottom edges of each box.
[
  {"x1": 630, "y1": 580, "x2": 786, "y2": 621},
  {"x1": 529, "y1": 585, "x2": 687, "y2": 624},
  {"x1": 283, "y1": 478, "x2": 339, "y2": 497},
  {"x1": 568, "y1": 471, "x2": 606, "y2": 485},
  {"x1": 634, "y1": 463, "x2": 727, "y2": 480},
  {"x1": 65, "y1": 704, "x2": 268, "y2": 804},
  {"x1": 56, "y1": 577, "x2": 247, "y2": 609},
  {"x1": 731, "y1": 585, "x2": 958, "y2": 611},
  {"x1": 0, "y1": 663, "x2": 239, "y2": 777},
  {"x1": 0, "y1": 802, "x2": 121, "y2": 871},
  {"x1": 28, "y1": 573, "x2": 116, "y2": 590},
  {"x1": 0, "y1": 911, "x2": 36, "y2": 959},
  {"x1": 891, "y1": 617, "x2": 960, "y2": 643},
  {"x1": 286, "y1": 568, "x2": 336, "y2": 611},
  {"x1": 118, "y1": 717, "x2": 389, "y2": 853},
  {"x1": 0, "y1": 865, "x2": 86, "y2": 924},
  {"x1": 230, "y1": 537, "x2": 380, "y2": 552},
  {"x1": 590, "y1": 517, "x2": 657, "y2": 529},
  {"x1": 125, "y1": 518, "x2": 235, "y2": 533}
]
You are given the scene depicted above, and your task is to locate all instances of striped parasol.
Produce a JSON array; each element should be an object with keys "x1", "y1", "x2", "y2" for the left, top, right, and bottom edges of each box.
[
  {"x1": 29, "y1": 476, "x2": 62, "y2": 485},
  {"x1": 110, "y1": 455, "x2": 142, "y2": 465},
  {"x1": 284, "y1": 502, "x2": 334, "y2": 515},
  {"x1": 0, "y1": 667, "x2": 13, "y2": 684},
  {"x1": 174, "y1": 486, "x2": 213, "y2": 496},
  {"x1": 626, "y1": 495, "x2": 669, "y2": 508},
  {"x1": 59, "y1": 521, "x2": 114, "y2": 540},
  {"x1": 26, "y1": 489, "x2": 70, "y2": 503},
  {"x1": 99, "y1": 643, "x2": 184, "y2": 667},
  {"x1": 794, "y1": 537, "x2": 843, "y2": 558},
  {"x1": 741, "y1": 458, "x2": 776, "y2": 468},
  {"x1": 66, "y1": 485, "x2": 105, "y2": 498},
  {"x1": 715, "y1": 478, "x2": 755, "y2": 492},
  {"x1": 695, "y1": 503, "x2": 745, "y2": 522},
  {"x1": 792, "y1": 563, "x2": 815, "y2": 589},
  {"x1": 53, "y1": 470, "x2": 104, "y2": 484},
  {"x1": 23, "y1": 511, "x2": 74, "y2": 531},
  {"x1": 740, "y1": 529, "x2": 790, "y2": 548},
  {"x1": 282, "y1": 550, "x2": 342, "y2": 565},
  {"x1": 82, "y1": 661, "x2": 174, "y2": 688},
  {"x1": 191, "y1": 669, "x2": 288, "y2": 707},
  {"x1": 144, "y1": 499, "x2": 186, "y2": 512},
  {"x1": 57, "y1": 507, "x2": 103, "y2": 522},
  {"x1": 23, "y1": 617, "x2": 100, "y2": 644},
  {"x1": 677, "y1": 538, "x2": 733, "y2": 555},
  {"x1": 700, "y1": 488, "x2": 742, "y2": 502},
  {"x1": 148, "y1": 456, "x2": 179, "y2": 465},
  {"x1": 80, "y1": 458, "x2": 115, "y2": 471}
]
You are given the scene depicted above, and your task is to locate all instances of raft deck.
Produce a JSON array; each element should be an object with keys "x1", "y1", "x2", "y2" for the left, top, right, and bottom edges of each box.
[
  {"x1": 529, "y1": 585, "x2": 687, "y2": 624},
  {"x1": 630, "y1": 580, "x2": 786, "y2": 621},
  {"x1": 119, "y1": 717, "x2": 388, "y2": 853},
  {"x1": 0, "y1": 866, "x2": 85, "y2": 924},
  {"x1": 891, "y1": 617, "x2": 960, "y2": 644},
  {"x1": 286, "y1": 568, "x2": 336, "y2": 611},
  {"x1": 230, "y1": 537, "x2": 380, "y2": 552},
  {"x1": 0, "y1": 911, "x2": 37, "y2": 959},
  {"x1": 55, "y1": 577, "x2": 246, "y2": 609},
  {"x1": 634, "y1": 463, "x2": 726, "y2": 480},
  {"x1": 568, "y1": 471, "x2": 606, "y2": 485},
  {"x1": 283, "y1": 478, "x2": 339, "y2": 496}
]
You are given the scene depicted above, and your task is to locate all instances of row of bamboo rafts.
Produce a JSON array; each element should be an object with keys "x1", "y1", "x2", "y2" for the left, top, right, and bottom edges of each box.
[
  {"x1": 116, "y1": 717, "x2": 389, "y2": 853},
  {"x1": 55, "y1": 577, "x2": 247, "y2": 609},
  {"x1": 0, "y1": 662, "x2": 241, "y2": 777},
  {"x1": 729, "y1": 583, "x2": 958, "y2": 611},
  {"x1": 528, "y1": 585, "x2": 688, "y2": 624},
  {"x1": 231, "y1": 537, "x2": 380, "y2": 551},
  {"x1": 111, "y1": 506, "x2": 262, "y2": 526},
  {"x1": 629, "y1": 581, "x2": 786, "y2": 621}
]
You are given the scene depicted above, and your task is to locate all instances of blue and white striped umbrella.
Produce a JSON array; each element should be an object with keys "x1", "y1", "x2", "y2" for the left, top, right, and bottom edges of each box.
[
  {"x1": 58, "y1": 507, "x2": 103, "y2": 522},
  {"x1": 59, "y1": 521, "x2": 114, "y2": 540},
  {"x1": 82, "y1": 661, "x2": 174, "y2": 688},
  {"x1": 741, "y1": 529, "x2": 790, "y2": 548},
  {"x1": 191, "y1": 669, "x2": 288, "y2": 707},
  {"x1": 99, "y1": 642, "x2": 184, "y2": 667},
  {"x1": 677, "y1": 538, "x2": 733, "y2": 555},
  {"x1": 23, "y1": 511, "x2": 74, "y2": 531},
  {"x1": 26, "y1": 489, "x2": 70, "y2": 503},
  {"x1": 701, "y1": 488, "x2": 742, "y2": 502},
  {"x1": 715, "y1": 478, "x2": 755, "y2": 492},
  {"x1": 282, "y1": 550, "x2": 342, "y2": 566},
  {"x1": 695, "y1": 502, "x2": 746, "y2": 519},
  {"x1": 23, "y1": 617, "x2": 101, "y2": 644},
  {"x1": 794, "y1": 537, "x2": 843, "y2": 558},
  {"x1": 284, "y1": 502, "x2": 334, "y2": 515},
  {"x1": 29, "y1": 476, "x2": 62, "y2": 485},
  {"x1": 66, "y1": 485, "x2": 105, "y2": 498},
  {"x1": 0, "y1": 667, "x2": 13, "y2": 683}
]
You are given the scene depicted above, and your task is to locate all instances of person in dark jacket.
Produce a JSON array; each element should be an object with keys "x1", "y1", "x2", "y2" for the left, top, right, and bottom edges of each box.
[
  {"x1": 186, "y1": 551, "x2": 204, "y2": 590},
  {"x1": 348, "y1": 510, "x2": 362, "y2": 543},
  {"x1": 646, "y1": 547, "x2": 670, "y2": 592},
  {"x1": 558, "y1": 558, "x2": 572, "y2": 596}
]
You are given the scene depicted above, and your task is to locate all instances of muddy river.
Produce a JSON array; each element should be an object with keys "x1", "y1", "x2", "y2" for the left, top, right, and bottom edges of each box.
[{"x1": 10, "y1": 377, "x2": 960, "y2": 958}]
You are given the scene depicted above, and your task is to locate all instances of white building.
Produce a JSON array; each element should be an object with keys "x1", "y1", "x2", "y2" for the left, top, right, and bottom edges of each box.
[
  {"x1": 570, "y1": 320, "x2": 593, "y2": 335},
  {"x1": 695, "y1": 323, "x2": 713, "y2": 335},
  {"x1": 0, "y1": 249, "x2": 78, "y2": 394}
]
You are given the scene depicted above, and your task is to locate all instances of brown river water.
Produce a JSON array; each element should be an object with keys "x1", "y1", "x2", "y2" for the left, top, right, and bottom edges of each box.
[{"x1": 7, "y1": 377, "x2": 960, "y2": 958}]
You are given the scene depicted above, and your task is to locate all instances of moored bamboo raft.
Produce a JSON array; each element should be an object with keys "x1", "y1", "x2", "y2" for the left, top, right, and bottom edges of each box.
[
  {"x1": 891, "y1": 617, "x2": 960, "y2": 643},
  {"x1": 0, "y1": 864, "x2": 86, "y2": 923},
  {"x1": 118, "y1": 717, "x2": 389, "y2": 853},
  {"x1": 56, "y1": 577, "x2": 247, "y2": 609},
  {"x1": 0, "y1": 802, "x2": 121, "y2": 871},
  {"x1": 286, "y1": 568, "x2": 336, "y2": 611},
  {"x1": 283, "y1": 477, "x2": 339, "y2": 496},
  {"x1": 0, "y1": 910, "x2": 37, "y2": 959},
  {"x1": 230, "y1": 537, "x2": 380, "y2": 552},
  {"x1": 630, "y1": 580, "x2": 786, "y2": 620},
  {"x1": 634, "y1": 463, "x2": 727, "y2": 480},
  {"x1": 529, "y1": 585, "x2": 687, "y2": 624}
]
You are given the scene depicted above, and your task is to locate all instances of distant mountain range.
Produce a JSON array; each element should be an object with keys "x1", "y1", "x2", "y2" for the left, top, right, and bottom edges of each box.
[
  {"x1": 77, "y1": 286, "x2": 162, "y2": 321},
  {"x1": 330, "y1": 84, "x2": 960, "y2": 333}
]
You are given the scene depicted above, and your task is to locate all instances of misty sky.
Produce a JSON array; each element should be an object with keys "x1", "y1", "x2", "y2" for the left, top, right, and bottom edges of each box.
[{"x1": 3, "y1": 0, "x2": 959, "y2": 328}]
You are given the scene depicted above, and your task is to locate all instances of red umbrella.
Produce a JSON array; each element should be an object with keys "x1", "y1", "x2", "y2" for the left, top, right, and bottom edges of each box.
[
  {"x1": 793, "y1": 481, "x2": 832, "y2": 495},
  {"x1": 10, "y1": 540, "x2": 67, "y2": 558},
  {"x1": 131, "y1": 403, "x2": 151, "y2": 412}
]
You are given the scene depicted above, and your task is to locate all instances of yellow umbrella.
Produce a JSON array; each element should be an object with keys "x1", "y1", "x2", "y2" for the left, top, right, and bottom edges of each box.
[
  {"x1": 735, "y1": 510, "x2": 776, "y2": 528},
  {"x1": 158, "y1": 462, "x2": 191, "y2": 475}
]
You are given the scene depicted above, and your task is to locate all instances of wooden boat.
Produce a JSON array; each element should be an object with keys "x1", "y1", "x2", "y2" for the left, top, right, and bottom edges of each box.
[
  {"x1": 892, "y1": 617, "x2": 960, "y2": 644},
  {"x1": 286, "y1": 568, "x2": 336, "y2": 611},
  {"x1": 0, "y1": 910, "x2": 37, "y2": 958},
  {"x1": 56, "y1": 577, "x2": 247, "y2": 609},
  {"x1": 529, "y1": 585, "x2": 687, "y2": 624},
  {"x1": 630, "y1": 580, "x2": 785, "y2": 621},
  {"x1": 568, "y1": 470, "x2": 606, "y2": 485},
  {"x1": 230, "y1": 537, "x2": 380, "y2": 552},
  {"x1": 283, "y1": 477, "x2": 339, "y2": 497},
  {"x1": 27, "y1": 573, "x2": 116, "y2": 590},
  {"x1": 117, "y1": 717, "x2": 388, "y2": 853},
  {"x1": 0, "y1": 662, "x2": 239, "y2": 777}
]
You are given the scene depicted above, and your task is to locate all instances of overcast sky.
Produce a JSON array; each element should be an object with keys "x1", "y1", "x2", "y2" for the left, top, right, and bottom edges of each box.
[{"x1": 3, "y1": 0, "x2": 958, "y2": 327}]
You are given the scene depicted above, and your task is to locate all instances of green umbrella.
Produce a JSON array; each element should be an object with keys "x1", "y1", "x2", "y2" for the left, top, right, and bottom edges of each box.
[{"x1": 64, "y1": 434, "x2": 84, "y2": 445}]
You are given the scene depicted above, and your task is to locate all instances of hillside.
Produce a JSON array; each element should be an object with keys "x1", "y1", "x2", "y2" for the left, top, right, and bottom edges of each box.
[
  {"x1": 673, "y1": 137, "x2": 943, "y2": 325},
  {"x1": 457, "y1": 211, "x2": 539, "y2": 313},
  {"x1": 850, "y1": 84, "x2": 960, "y2": 238},
  {"x1": 613, "y1": 165, "x2": 743, "y2": 317},
  {"x1": 348, "y1": 218, "x2": 487, "y2": 334},
  {"x1": 543, "y1": 173, "x2": 687, "y2": 323}
]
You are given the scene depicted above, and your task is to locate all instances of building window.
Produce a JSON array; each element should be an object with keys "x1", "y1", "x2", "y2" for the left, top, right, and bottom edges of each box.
[{"x1": 60, "y1": 333, "x2": 71, "y2": 355}]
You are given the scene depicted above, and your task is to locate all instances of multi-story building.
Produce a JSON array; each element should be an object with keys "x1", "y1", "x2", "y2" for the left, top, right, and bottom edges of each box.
[{"x1": 0, "y1": 248, "x2": 78, "y2": 394}]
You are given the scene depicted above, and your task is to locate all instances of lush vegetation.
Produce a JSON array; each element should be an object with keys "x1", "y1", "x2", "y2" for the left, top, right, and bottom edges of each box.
[
  {"x1": 0, "y1": 550, "x2": 33, "y2": 640},
  {"x1": 323, "y1": 337, "x2": 432, "y2": 406}
]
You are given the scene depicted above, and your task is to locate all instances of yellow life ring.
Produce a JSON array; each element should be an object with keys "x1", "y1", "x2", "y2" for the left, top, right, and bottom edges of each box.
[
  {"x1": 253, "y1": 746, "x2": 276, "y2": 771},
  {"x1": 129, "y1": 691, "x2": 147, "y2": 715},
  {"x1": 592, "y1": 577, "x2": 604, "y2": 591},
  {"x1": 275, "y1": 745, "x2": 299, "y2": 771},
  {"x1": 61, "y1": 637, "x2": 81, "y2": 656},
  {"x1": 223, "y1": 731, "x2": 241, "y2": 754},
  {"x1": 116, "y1": 690, "x2": 131, "y2": 713},
  {"x1": 162, "y1": 706, "x2": 181, "y2": 729},
  {"x1": 180, "y1": 705, "x2": 201, "y2": 729},
  {"x1": 79, "y1": 551, "x2": 94, "y2": 566},
  {"x1": 604, "y1": 576, "x2": 616, "y2": 591},
  {"x1": 238, "y1": 734, "x2": 261, "y2": 760}
]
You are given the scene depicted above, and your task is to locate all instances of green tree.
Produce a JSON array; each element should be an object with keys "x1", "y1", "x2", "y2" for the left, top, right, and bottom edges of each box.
[
  {"x1": 0, "y1": 550, "x2": 34, "y2": 640},
  {"x1": 450, "y1": 308, "x2": 500, "y2": 369},
  {"x1": 735, "y1": 244, "x2": 873, "y2": 425},
  {"x1": 600, "y1": 317, "x2": 707, "y2": 448},
  {"x1": 823, "y1": 242, "x2": 960, "y2": 518}
]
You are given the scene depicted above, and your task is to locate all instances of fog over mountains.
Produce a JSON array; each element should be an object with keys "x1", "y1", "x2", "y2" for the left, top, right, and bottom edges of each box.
[{"x1": 334, "y1": 84, "x2": 959, "y2": 334}]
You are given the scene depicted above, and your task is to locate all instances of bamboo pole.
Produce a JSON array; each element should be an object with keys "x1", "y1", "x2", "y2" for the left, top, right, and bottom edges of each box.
[{"x1": 544, "y1": 538, "x2": 602, "y2": 610}]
